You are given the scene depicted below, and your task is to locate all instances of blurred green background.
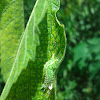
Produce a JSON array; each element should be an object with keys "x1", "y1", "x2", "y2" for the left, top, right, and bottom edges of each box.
[{"x1": 0, "y1": 0, "x2": 100, "y2": 100}]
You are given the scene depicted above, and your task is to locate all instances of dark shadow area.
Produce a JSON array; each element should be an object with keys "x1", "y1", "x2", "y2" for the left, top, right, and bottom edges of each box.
[
  {"x1": 24, "y1": 0, "x2": 36, "y2": 26},
  {"x1": 0, "y1": 69, "x2": 5, "y2": 95}
]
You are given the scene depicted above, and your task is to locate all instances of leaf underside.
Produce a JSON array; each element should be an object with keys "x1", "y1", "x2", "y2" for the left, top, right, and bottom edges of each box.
[{"x1": 0, "y1": 0, "x2": 66, "y2": 100}]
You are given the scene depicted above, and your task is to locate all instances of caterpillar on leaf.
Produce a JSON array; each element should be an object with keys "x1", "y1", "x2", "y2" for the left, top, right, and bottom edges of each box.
[{"x1": 41, "y1": 54, "x2": 58, "y2": 94}]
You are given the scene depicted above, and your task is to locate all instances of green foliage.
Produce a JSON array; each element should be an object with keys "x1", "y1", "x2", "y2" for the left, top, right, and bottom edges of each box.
[
  {"x1": 0, "y1": 0, "x2": 66, "y2": 100},
  {"x1": 56, "y1": 0, "x2": 100, "y2": 100},
  {"x1": 41, "y1": 55, "x2": 58, "y2": 93},
  {"x1": 24, "y1": 0, "x2": 36, "y2": 25},
  {"x1": 1, "y1": 0, "x2": 100, "y2": 100}
]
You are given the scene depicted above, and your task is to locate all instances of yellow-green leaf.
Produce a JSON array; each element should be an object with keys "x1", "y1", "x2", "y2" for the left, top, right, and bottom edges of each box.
[{"x1": 0, "y1": 0, "x2": 66, "y2": 100}]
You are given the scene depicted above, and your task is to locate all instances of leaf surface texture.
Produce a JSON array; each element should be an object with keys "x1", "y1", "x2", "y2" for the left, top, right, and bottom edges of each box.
[{"x1": 0, "y1": 0, "x2": 66, "y2": 100}]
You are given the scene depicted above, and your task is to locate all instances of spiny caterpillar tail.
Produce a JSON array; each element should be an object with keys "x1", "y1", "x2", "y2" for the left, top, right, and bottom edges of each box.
[{"x1": 41, "y1": 54, "x2": 58, "y2": 94}]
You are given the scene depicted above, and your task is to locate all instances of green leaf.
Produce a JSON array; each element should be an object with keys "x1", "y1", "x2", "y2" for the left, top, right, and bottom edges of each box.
[
  {"x1": 87, "y1": 37, "x2": 100, "y2": 54},
  {"x1": 0, "y1": 0, "x2": 66, "y2": 99},
  {"x1": 0, "y1": 0, "x2": 25, "y2": 81},
  {"x1": 0, "y1": 0, "x2": 47, "y2": 99},
  {"x1": 73, "y1": 42, "x2": 91, "y2": 68},
  {"x1": 89, "y1": 62, "x2": 100, "y2": 80},
  {"x1": 0, "y1": 0, "x2": 25, "y2": 99}
]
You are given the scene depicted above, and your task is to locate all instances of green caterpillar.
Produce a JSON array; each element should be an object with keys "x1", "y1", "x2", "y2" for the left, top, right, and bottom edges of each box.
[{"x1": 41, "y1": 54, "x2": 58, "y2": 94}]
